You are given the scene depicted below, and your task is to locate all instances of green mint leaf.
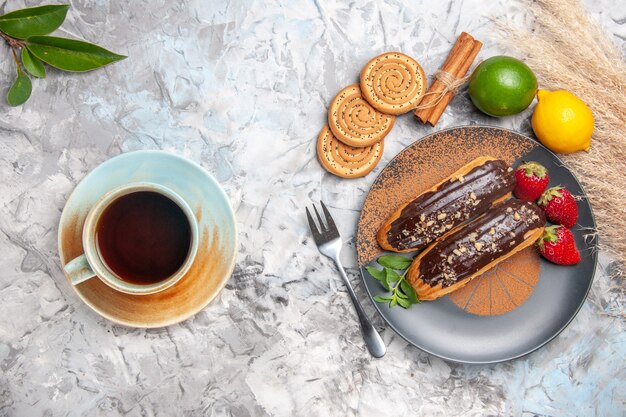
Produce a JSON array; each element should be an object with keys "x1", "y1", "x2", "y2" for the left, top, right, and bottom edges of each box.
[
  {"x1": 377, "y1": 255, "x2": 412, "y2": 270},
  {"x1": 400, "y1": 280, "x2": 420, "y2": 304},
  {"x1": 373, "y1": 295, "x2": 391, "y2": 303},
  {"x1": 380, "y1": 272, "x2": 391, "y2": 291},
  {"x1": 0, "y1": 5, "x2": 69, "y2": 39},
  {"x1": 7, "y1": 67, "x2": 32, "y2": 106},
  {"x1": 21, "y1": 48, "x2": 46, "y2": 78},
  {"x1": 396, "y1": 297, "x2": 411, "y2": 309},
  {"x1": 365, "y1": 266, "x2": 385, "y2": 281},
  {"x1": 26, "y1": 36, "x2": 126, "y2": 72},
  {"x1": 385, "y1": 267, "x2": 400, "y2": 283},
  {"x1": 389, "y1": 297, "x2": 398, "y2": 308},
  {"x1": 395, "y1": 289, "x2": 408, "y2": 299}
]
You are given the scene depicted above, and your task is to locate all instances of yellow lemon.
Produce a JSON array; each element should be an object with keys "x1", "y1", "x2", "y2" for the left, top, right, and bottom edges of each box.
[{"x1": 531, "y1": 89, "x2": 594, "y2": 153}]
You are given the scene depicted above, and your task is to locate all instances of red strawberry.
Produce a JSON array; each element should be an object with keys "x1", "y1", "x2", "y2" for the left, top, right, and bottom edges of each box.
[
  {"x1": 538, "y1": 186, "x2": 578, "y2": 228},
  {"x1": 514, "y1": 161, "x2": 549, "y2": 201},
  {"x1": 536, "y1": 225, "x2": 581, "y2": 265}
]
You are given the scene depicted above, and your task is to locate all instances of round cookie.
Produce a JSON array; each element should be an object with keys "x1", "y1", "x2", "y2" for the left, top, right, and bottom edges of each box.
[
  {"x1": 328, "y1": 84, "x2": 395, "y2": 147},
  {"x1": 317, "y1": 124, "x2": 384, "y2": 179},
  {"x1": 360, "y1": 52, "x2": 426, "y2": 115}
]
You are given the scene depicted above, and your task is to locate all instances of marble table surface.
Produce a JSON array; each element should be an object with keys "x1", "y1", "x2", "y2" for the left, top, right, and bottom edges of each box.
[{"x1": 1, "y1": 0, "x2": 624, "y2": 416}]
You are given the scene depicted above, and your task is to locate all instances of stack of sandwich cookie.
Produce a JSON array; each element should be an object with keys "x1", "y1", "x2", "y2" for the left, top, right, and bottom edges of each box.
[{"x1": 316, "y1": 52, "x2": 426, "y2": 178}]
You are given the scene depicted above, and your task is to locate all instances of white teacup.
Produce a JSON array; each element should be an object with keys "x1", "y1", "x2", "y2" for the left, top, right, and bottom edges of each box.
[{"x1": 63, "y1": 182, "x2": 199, "y2": 295}]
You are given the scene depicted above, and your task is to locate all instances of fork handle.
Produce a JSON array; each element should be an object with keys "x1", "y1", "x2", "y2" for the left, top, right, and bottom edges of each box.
[{"x1": 334, "y1": 259, "x2": 386, "y2": 358}]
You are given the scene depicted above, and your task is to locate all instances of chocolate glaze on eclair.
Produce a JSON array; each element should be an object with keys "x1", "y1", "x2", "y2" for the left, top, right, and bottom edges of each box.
[
  {"x1": 407, "y1": 199, "x2": 545, "y2": 301},
  {"x1": 377, "y1": 157, "x2": 515, "y2": 253}
]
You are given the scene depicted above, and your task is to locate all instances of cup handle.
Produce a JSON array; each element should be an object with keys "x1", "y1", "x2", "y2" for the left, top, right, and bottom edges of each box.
[{"x1": 64, "y1": 254, "x2": 96, "y2": 285}]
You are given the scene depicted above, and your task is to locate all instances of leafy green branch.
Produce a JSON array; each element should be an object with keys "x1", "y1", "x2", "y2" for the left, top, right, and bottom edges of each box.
[
  {"x1": 0, "y1": 4, "x2": 126, "y2": 106},
  {"x1": 366, "y1": 255, "x2": 421, "y2": 309}
]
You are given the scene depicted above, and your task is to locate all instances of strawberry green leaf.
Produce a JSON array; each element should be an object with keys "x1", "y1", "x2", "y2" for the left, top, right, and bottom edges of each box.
[
  {"x1": 539, "y1": 186, "x2": 563, "y2": 205},
  {"x1": 21, "y1": 47, "x2": 46, "y2": 78},
  {"x1": 26, "y1": 36, "x2": 126, "y2": 72},
  {"x1": 520, "y1": 161, "x2": 547, "y2": 178},
  {"x1": 373, "y1": 295, "x2": 391, "y2": 303},
  {"x1": 0, "y1": 5, "x2": 69, "y2": 39},
  {"x1": 7, "y1": 67, "x2": 32, "y2": 106}
]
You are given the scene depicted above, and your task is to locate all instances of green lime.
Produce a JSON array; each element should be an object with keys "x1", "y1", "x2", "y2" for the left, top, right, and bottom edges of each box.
[{"x1": 468, "y1": 56, "x2": 538, "y2": 117}]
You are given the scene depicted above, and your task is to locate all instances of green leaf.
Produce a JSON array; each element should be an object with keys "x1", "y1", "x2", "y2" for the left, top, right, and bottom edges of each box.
[
  {"x1": 379, "y1": 273, "x2": 391, "y2": 291},
  {"x1": 0, "y1": 5, "x2": 69, "y2": 39},
  {"x1": 21, "y1": 48, "x2": 46, "y2": 78},
  {"x1": 377, "y1": 255, "x2": 412, "y2": 270},
  {"x1": 385, "y1": 267, "x2": 401, "y2": 283},
  {"x1": 396, "y1": 297, "x2": 411, "y2": 309},
  {"x1": 26, "y1": 36, "x2": 126, "y2": 72},
  {"x1": 389, "y1": 297, "x2": 398, "y2": 308},
  {"x1": 373, "y1": 295, "x2": 391, "y2": 303},
  {"x1": 7, "y1": 67, "x2": 32, "y2": 106},
  {"x1": 365, "y1": 266, "x2": 385, "y2": 281},
  {"x1": 400, "y1": 280, "x2": 420, "y2": 304}
]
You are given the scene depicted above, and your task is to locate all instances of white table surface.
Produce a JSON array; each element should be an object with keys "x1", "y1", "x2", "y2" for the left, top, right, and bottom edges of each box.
[{"x1": 0, "y1": 0, "x2": 624, "y2": 416}]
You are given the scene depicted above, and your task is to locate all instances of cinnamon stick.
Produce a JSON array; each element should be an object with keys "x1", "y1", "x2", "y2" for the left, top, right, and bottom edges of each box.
[
  {"x1": 415, "y1": 32, "x2": 474, "y2": 123},
  {"x1": 415, "y1": 32, "x2": 482, "y2": 126},
  {"x1": 427, "y1": 39, "x2": 482, "y2": 126}
]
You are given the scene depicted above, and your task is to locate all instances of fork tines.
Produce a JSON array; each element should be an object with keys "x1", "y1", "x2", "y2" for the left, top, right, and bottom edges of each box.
[{"x1": 306, "y1": 201, "x2": 339, "y2": 244}]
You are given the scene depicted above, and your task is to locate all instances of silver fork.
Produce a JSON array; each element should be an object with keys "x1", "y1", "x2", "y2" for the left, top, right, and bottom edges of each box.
[{"x1": 306, "y1": 201, "x2": 386, "y2": 358}]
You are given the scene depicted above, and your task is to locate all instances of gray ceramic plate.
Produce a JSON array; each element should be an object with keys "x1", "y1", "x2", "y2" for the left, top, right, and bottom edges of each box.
[{"x1": 357, "y1": 126, "x2": 597, "y2": 364}]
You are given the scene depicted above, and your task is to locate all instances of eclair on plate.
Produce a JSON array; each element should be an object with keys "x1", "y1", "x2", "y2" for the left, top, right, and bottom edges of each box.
[
  {"x1": 406, "y1": 199, "x2": 545, "y2": 301},
  {"x1": 377, "y1": 156, "x2": 515, "y2": 252}
]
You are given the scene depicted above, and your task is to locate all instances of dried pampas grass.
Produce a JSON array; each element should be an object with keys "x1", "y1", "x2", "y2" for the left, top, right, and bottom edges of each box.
[{"x1": 495, "y1": 0, "x2": 626, "y2": 275}]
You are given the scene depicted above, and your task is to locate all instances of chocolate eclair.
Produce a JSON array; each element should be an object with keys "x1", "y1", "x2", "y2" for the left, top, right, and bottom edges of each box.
[
  {"x1": 377, "y1": 156, "x2": 515, "y2": 252},
  {"x1": 406, "y1": 199, "x2": 545, "y2": 301}
]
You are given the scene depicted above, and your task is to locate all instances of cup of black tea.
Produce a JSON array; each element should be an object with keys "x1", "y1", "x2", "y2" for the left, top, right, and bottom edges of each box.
[{"x1": 63, "y1": 182, "x2": 199, "y2": 295}]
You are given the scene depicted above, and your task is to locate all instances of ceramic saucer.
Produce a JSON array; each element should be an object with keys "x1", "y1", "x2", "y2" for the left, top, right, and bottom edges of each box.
[{"x1": 58, "y1": 151, "x2": 237, "y2": 328}]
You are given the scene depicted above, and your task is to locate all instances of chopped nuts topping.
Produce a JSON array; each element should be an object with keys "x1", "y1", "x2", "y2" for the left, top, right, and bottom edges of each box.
[
  {"x1": 426, "y1": 220, "x2": 434, "y2": 227},
  {"x1": 458, "y1": 175, "x2": 465, "y2": 183},
  {"x1": 491, "y1": 243, "x2": 497, "y2": 251},
  {"x1": 507, "y1": 207, "x2": 513, "y2": 213},
  {"x1": 474, "y1": 242, "x2": 483, "y2": 251},
  {"x1": 459, "y1": 245, "x2": 467, "y2": 253},
  {"x1": 437, "y1": 213, "x2": 447, "y2": 220},
  {"x1": 420, "y1": 214, "x2": 426, "y2": 222},
  {"x1": 453, "y1": 249, "x2": 462, "y2": 256},
  {"x1": 447, "y1": 255, "x2": 453, "y2": 264},
  {"x1": 470, "y1": 192, "x2": 477, "y2": 200},
  {"x1": 514, "y1": 212, "x2": 521, "y2": 221},
  {"x1": 489, "y1": 227, "x2": 496, "y2": 235}
]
